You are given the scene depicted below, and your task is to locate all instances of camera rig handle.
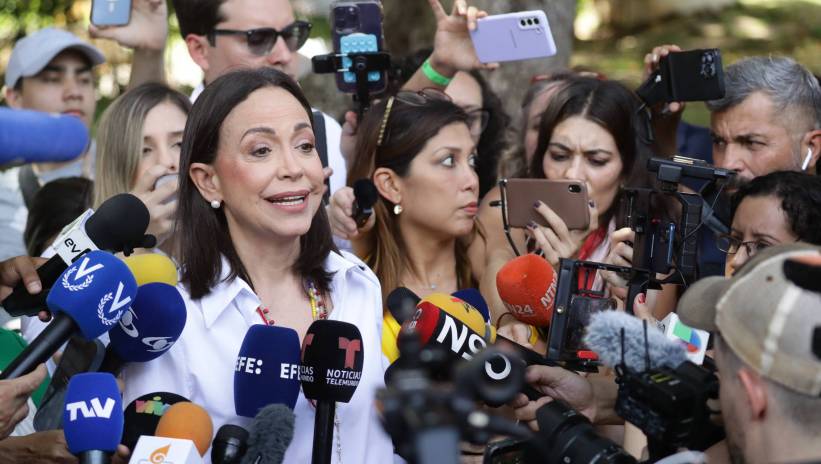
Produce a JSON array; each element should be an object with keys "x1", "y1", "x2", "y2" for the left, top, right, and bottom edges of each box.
[{"x1": 312, "y1": 51, "x2": 391, "y2": 117}]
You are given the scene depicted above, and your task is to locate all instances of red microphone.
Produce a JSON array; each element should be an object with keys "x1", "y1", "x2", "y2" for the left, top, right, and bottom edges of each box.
[{"x1": 496, "y1": 254, "x2": 557, "y2": 327}]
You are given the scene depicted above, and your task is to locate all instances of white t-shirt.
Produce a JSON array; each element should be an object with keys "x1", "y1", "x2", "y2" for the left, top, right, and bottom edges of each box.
[{"x1": 121, "y1": 250, "x2": 395, "y2": 464}]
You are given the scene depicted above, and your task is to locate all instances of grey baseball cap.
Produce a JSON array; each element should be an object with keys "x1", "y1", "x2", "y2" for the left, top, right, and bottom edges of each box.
[{"x1": 5, "y1": 27, "x2": 105, "y2": 88}]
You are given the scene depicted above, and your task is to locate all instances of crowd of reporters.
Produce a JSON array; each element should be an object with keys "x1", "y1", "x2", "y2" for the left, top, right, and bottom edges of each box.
[{"x1": 1, "y1": 0, "x2": 821, "y2": 463}]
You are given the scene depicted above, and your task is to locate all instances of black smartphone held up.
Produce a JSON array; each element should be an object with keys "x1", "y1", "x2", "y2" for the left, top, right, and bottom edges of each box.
[
  {"x1": 330, "y1": 0, "x2": 387, "y2": 94},
  {"x1": 637, "y1": 48, "x2": 725, "y2": 106},
  {"x1": 91, "y1": 0, "x2": 131, "y2": 26}
]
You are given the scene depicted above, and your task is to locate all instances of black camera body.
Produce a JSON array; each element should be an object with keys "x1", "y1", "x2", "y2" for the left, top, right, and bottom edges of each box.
[{"x1": 615, "y1": 360, "x2": 721, "y2": 452}]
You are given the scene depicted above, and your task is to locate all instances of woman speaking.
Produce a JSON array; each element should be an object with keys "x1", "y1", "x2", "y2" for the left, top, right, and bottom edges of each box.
[{"x1": 121, "y1": 68, "x2": 394, "y2": 463}]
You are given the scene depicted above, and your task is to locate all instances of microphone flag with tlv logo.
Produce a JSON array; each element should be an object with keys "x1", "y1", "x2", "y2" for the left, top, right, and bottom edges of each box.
[
  {"x1": 46, "y1": 249, "x2": 138, "y2": 340},
  {"x1": 108, "y1": 282, "x2": 187, "y2": 363},
  {"x1": 300, "y1": 320, "x2": 364, "y2": 403},
  {"x1": 234, "y1": 325, "x2": 301, "y2": 417},
  {"x1": 63, "y1": 372, "x2": 123, "y2": 455}
]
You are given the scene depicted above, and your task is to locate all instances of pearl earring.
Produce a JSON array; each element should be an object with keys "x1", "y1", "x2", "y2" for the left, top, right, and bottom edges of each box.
[
  {"x1": 210, "y1": 199, "x2": 221, "y2": 209},
  {"x1": 393, "y1": 204, "x2": 403, "y2": 215}
]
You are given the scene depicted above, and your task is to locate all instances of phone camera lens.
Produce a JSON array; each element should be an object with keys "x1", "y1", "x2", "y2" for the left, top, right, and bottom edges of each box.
[
  {"x1": 520, "y1": 19, "x2": 526, "y2": 26},
  {"x1": 526, "y1": 18, "x2": 533, "y2": 25},
  {"x1": 534, "y1": 18, "x2": 540, "y2": 24},
  {"x1": 568, "y1": 185, "x2": 581, "y2": 193}
]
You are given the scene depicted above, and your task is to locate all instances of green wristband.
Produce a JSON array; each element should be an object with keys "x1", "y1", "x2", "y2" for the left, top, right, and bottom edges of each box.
[{"x1": 422, "y1": 58, "x2": 453, "y2": 86}]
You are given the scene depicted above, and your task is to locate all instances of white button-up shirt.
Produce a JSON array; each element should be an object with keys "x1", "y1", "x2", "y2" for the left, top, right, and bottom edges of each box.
[{"x1": 121, "y1": 250, "x2": 395, "y2": 463}]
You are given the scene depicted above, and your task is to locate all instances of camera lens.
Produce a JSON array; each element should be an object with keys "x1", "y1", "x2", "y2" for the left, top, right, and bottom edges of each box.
[
  {"x1": 568, "y1": 184, "x2": 582, "y2": 194},
  {"x1": 534, "y1": 18, "x2": 540, "y2": 24},
  {"x1": 526, "y1": 19, "x2": 533, "y2": 25},
  {"x1": 520, "y1": 19, "x2": 526, "y2": 26}
]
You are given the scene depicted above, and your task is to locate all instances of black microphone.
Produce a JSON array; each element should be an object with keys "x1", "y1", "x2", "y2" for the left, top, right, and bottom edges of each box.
[
  {"x1": 2, "y1": 193, "x2": 152, "y2": 317},
  {"x1": 0, "y1": 251, "x2": 137, "y2": 380},
  {"x1": 299, "y1": 320, "x2": 364, "y2": 464},
  {"x1": 351, "y1": 179, "x2": 378, "y2": 228},
  {"x1": 385, "y1": 286, "x2": 420, "y2": 325},
  {"x1": 213, "y1": 424, "x2": 249, "y2": 464},
  {"x1": 241, "y1": 404, "x2": 295, "y2": 464}
]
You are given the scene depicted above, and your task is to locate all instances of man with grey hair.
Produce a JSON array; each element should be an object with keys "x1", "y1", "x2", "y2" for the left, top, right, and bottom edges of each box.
[
  {"x1": 677, "y1": 243, "x2": 821, "y2": 464},
  {"x1": 707, "y1": 56, "x2": 821, "y2": 190}
]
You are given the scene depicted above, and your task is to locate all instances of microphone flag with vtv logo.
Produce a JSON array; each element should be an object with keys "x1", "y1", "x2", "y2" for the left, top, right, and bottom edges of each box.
[
  {"x1": 62, "y1": 372, "x2": 123, "y2": 455},
  {"x1": 234, "y1": 325, "x2": 301, "y2": 416},
  {"x1": 46, "y1": 249, "x2": 138, "y2": 340},
  {"x1": 300, "y1": 320, "x2": 364, "y2": 403},
  {"x1": 108, "y1": 282, "x2": 187, "y2": 363}
]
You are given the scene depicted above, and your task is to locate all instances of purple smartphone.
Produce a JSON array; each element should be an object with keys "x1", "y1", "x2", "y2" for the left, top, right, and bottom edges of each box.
[{"x1": 469, "y1": 10, "x2": 556, "y2": 63}]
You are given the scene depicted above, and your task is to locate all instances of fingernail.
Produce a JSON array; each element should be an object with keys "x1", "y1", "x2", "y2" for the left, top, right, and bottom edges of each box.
[
  {"x1": 638, "y1": 293, "x2": 646, "y2": 304},
  {"x1": 527, "y1": 221, "x2": 537, "y2": 229},
  {"x1": 533, "y1": 201, "x2": 541, "y2": 208},
  {"x1": 652, "y1": 53, "x2": 658, "y2": 62},
  {"x1": 27, "y1": 281, "x2": 42, "y2": 294},
  {"x1": 588, "y1": 200, "x2": 595, "y2": 208}
]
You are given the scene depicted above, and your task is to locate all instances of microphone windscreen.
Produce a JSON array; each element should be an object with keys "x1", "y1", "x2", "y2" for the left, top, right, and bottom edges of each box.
[
  {"x1": 85, "y1": 193, "x2": 150, "y2": 253},
  {"x1": 155, "y1": 402, "x2": 213, "y2": 456},
  {"x1": 108, "y1": 282, "x2": 187, "y2": 363},
  {"x1": 0, "y1": 108, "x2": 89, "y2": 166},
  {"x1": 496, "y1": 254, "x2": 556, "y2": 327},
  {"x1": 63, "y1": 372, "x2": 123, "y2": 454},
  {"x1": 352, "y1": 178, "x2": 378, "y2": 209},
  {"x1": 234, "y1": 325, "x2": 301, "y2": 416},
  {"x1": 409, "y1": 302, "x2": 489, "y2": 362},
  {"x1": 46, "y1": 250, "x2": 137, "y2": 340},
  {"x1": 452, "y1": 288, "x2": 490, "y2": 322},
  {"x1": 122, "y1": 253, "x2": 178, "y2": 286},
  {"x1": 583, "y1": 311, "x2": 687, "y2": 372},
  {"x1": 300, "y1": 320, "x2": 363, "y2": 403},
  {"x1": 122, "y1": 392, "x2": 190, "y2": 451},
  {"x1": 241, "y1": 404, "x2": 295, "y2": 464},
  {"x1": 385, "y1": 286, "x2": 420, "y2": 324},
  {"x1": 420, "y1": 293, "x2": 488, "y2": 337}
]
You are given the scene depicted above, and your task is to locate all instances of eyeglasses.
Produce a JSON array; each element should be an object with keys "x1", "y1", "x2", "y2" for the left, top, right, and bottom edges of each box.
[
  {"x1": 377, "y1": 88, "x2": 452, "y2": 147},
  {"x1": 716, "y1": 234, "x2": 772, "y2": 256},
  {"x1": 207, "y1": 21, "x2": 312, "y2": 56}
]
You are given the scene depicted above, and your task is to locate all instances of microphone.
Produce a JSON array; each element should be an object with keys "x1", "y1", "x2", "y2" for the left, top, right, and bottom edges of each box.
[
  {"x1": 130, "y1": 436, "x2": 203, "y2": 464},
  {"x1": 63, "y1": 372, "x2": 123, "y2": 464},
  {"x1": 583, "y1": 311, "x2": 687, "y2": 372},
  {"x1": 496, "y1": 254, "x2": 557, "y2": 327},
  {"x1": 351, "y1": 179, "x2": 378, "y2": 228},
  {"x1": 240, "y1": 404, "x2": 295, "y2": 464},
  {"x1": 122, "y1": 253, "x2": 178, "y2": 286},
  {"x1": 299, "y1": 320, "x2": 364, "y2": 464},
  {"x1": 2, "y1": 193, "x2": 152, "y2": 317},
  {"x1": 155, "y1": 402, "x2": 213, "y2": 457},
  {"x1": 452, "y1": 288, "x2": 490, "y2": 322},
  {"x1": 0, "y1": 250, "x2": 137, "y2": 379},
  {"x1": 101, "y1": 282, "x2": 187, "y2": 375},
  {"x1": 385, "y1": 287, "x2": 420, "y2": 325},
  {"x1": 0, "y1": 107, "x2": 89, "y2": 167},
  {"x1": 234, "y1": 325, "x2": 301, "y2": 417},
  {"x1": 121, "y1": 392, "x2": 190, "y2": 451},
  {"x1": 212, "y1": 424, "x2": 249, "y2": 464}
]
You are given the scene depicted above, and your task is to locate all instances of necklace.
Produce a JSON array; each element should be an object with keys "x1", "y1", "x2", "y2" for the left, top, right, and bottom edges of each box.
[{"x1": 255, "y1": 278, "x2": 341, "y2": 463}]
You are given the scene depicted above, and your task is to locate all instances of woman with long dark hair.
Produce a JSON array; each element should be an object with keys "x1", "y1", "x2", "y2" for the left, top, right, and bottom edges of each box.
[{"x1": 121, "y1": 68, "x2": 394, "y2": 463}]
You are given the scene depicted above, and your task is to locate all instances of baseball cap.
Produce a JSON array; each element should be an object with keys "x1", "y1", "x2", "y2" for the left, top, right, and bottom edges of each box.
[
  {"x1": 5, "y1": 28, "x2": 105, "y2": 89},
  {"x1": 677, "y1": 243, "x2": 821, "y2": 396}
]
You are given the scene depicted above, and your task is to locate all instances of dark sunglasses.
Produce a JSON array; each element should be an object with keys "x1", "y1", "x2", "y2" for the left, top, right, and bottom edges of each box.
[{"x1": 207, "y1": 21, "x2": 312, "y2": 56}]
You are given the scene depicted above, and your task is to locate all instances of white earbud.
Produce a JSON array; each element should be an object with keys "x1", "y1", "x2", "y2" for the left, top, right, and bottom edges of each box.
[{"x1": 802, "y1": 147, "x2": 813, "y2": 171}]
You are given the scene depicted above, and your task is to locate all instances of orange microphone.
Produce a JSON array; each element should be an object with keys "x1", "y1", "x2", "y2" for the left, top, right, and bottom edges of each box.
[
  {"x1": 496, "y1": 254, "x2": 557, "y2": 327},
  {"x1": 154, "y1": 401, "x2": 214, "y2": 456}
]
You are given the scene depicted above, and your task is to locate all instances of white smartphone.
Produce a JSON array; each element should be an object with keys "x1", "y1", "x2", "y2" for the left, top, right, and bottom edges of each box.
[{"x1": 469, "y1": 10, "x2": 557, "y2": 63}]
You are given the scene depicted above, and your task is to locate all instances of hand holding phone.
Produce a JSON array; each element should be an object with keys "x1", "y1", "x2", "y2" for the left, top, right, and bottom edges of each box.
[
  {"x1": 504, "y1": 179, "x2": 590, "y2": 230},
  {"x1": 469, "y1": 11, "x2": 556, "y2": 63}
]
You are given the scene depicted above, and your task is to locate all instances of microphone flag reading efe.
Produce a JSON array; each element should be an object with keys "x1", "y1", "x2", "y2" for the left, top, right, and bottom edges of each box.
[
  {"x1": 234, "y1": 325, "x2": 301, "y2": 416},
  {"x1": 105, "y1": 282, "x2": 187, "y2": 370},
  {"x1": 496, "y1": 254, "x2": 557, "y2": 326},
  {"x1": 0, "y1": 250, "x2": 137, "y2": 380},
  {"x1": 122, "y1": 392, "x2": 190, "y2": 451},
  {"x1": 63, "y1": 372, "x2": 123, "y2": 462}
]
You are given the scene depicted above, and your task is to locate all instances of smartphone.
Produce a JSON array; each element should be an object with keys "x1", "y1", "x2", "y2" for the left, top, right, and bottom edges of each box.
[
  {"x1": 153, "y1": 173, "x2": 179, "y2": 205},
  {"x1": 470, "y1": 11, "x2": 556, "y2": 63},
  {"x1": 91, "y1": 0, "x2": 131, "y2": 26},
  {"x1": 504, "y1": 179, "x2": 590, "y2": 230},
  {"x1": 662, "y1": 49, "x2": 724, "y2": 102},
  {"x1": 330, "y1": 1, "x2": 387, "y2": 94},
  {"x1": 484, "y1": 438, "x2": 527, "y2": 464}
]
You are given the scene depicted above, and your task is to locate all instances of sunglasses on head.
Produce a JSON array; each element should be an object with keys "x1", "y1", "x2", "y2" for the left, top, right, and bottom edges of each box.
[
  {"x1": 207, "y1": 20, "x2": 312, "y2": 56},
  {"x1": 377, "y1": 88, "x2": 452, "y2": 147}
]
